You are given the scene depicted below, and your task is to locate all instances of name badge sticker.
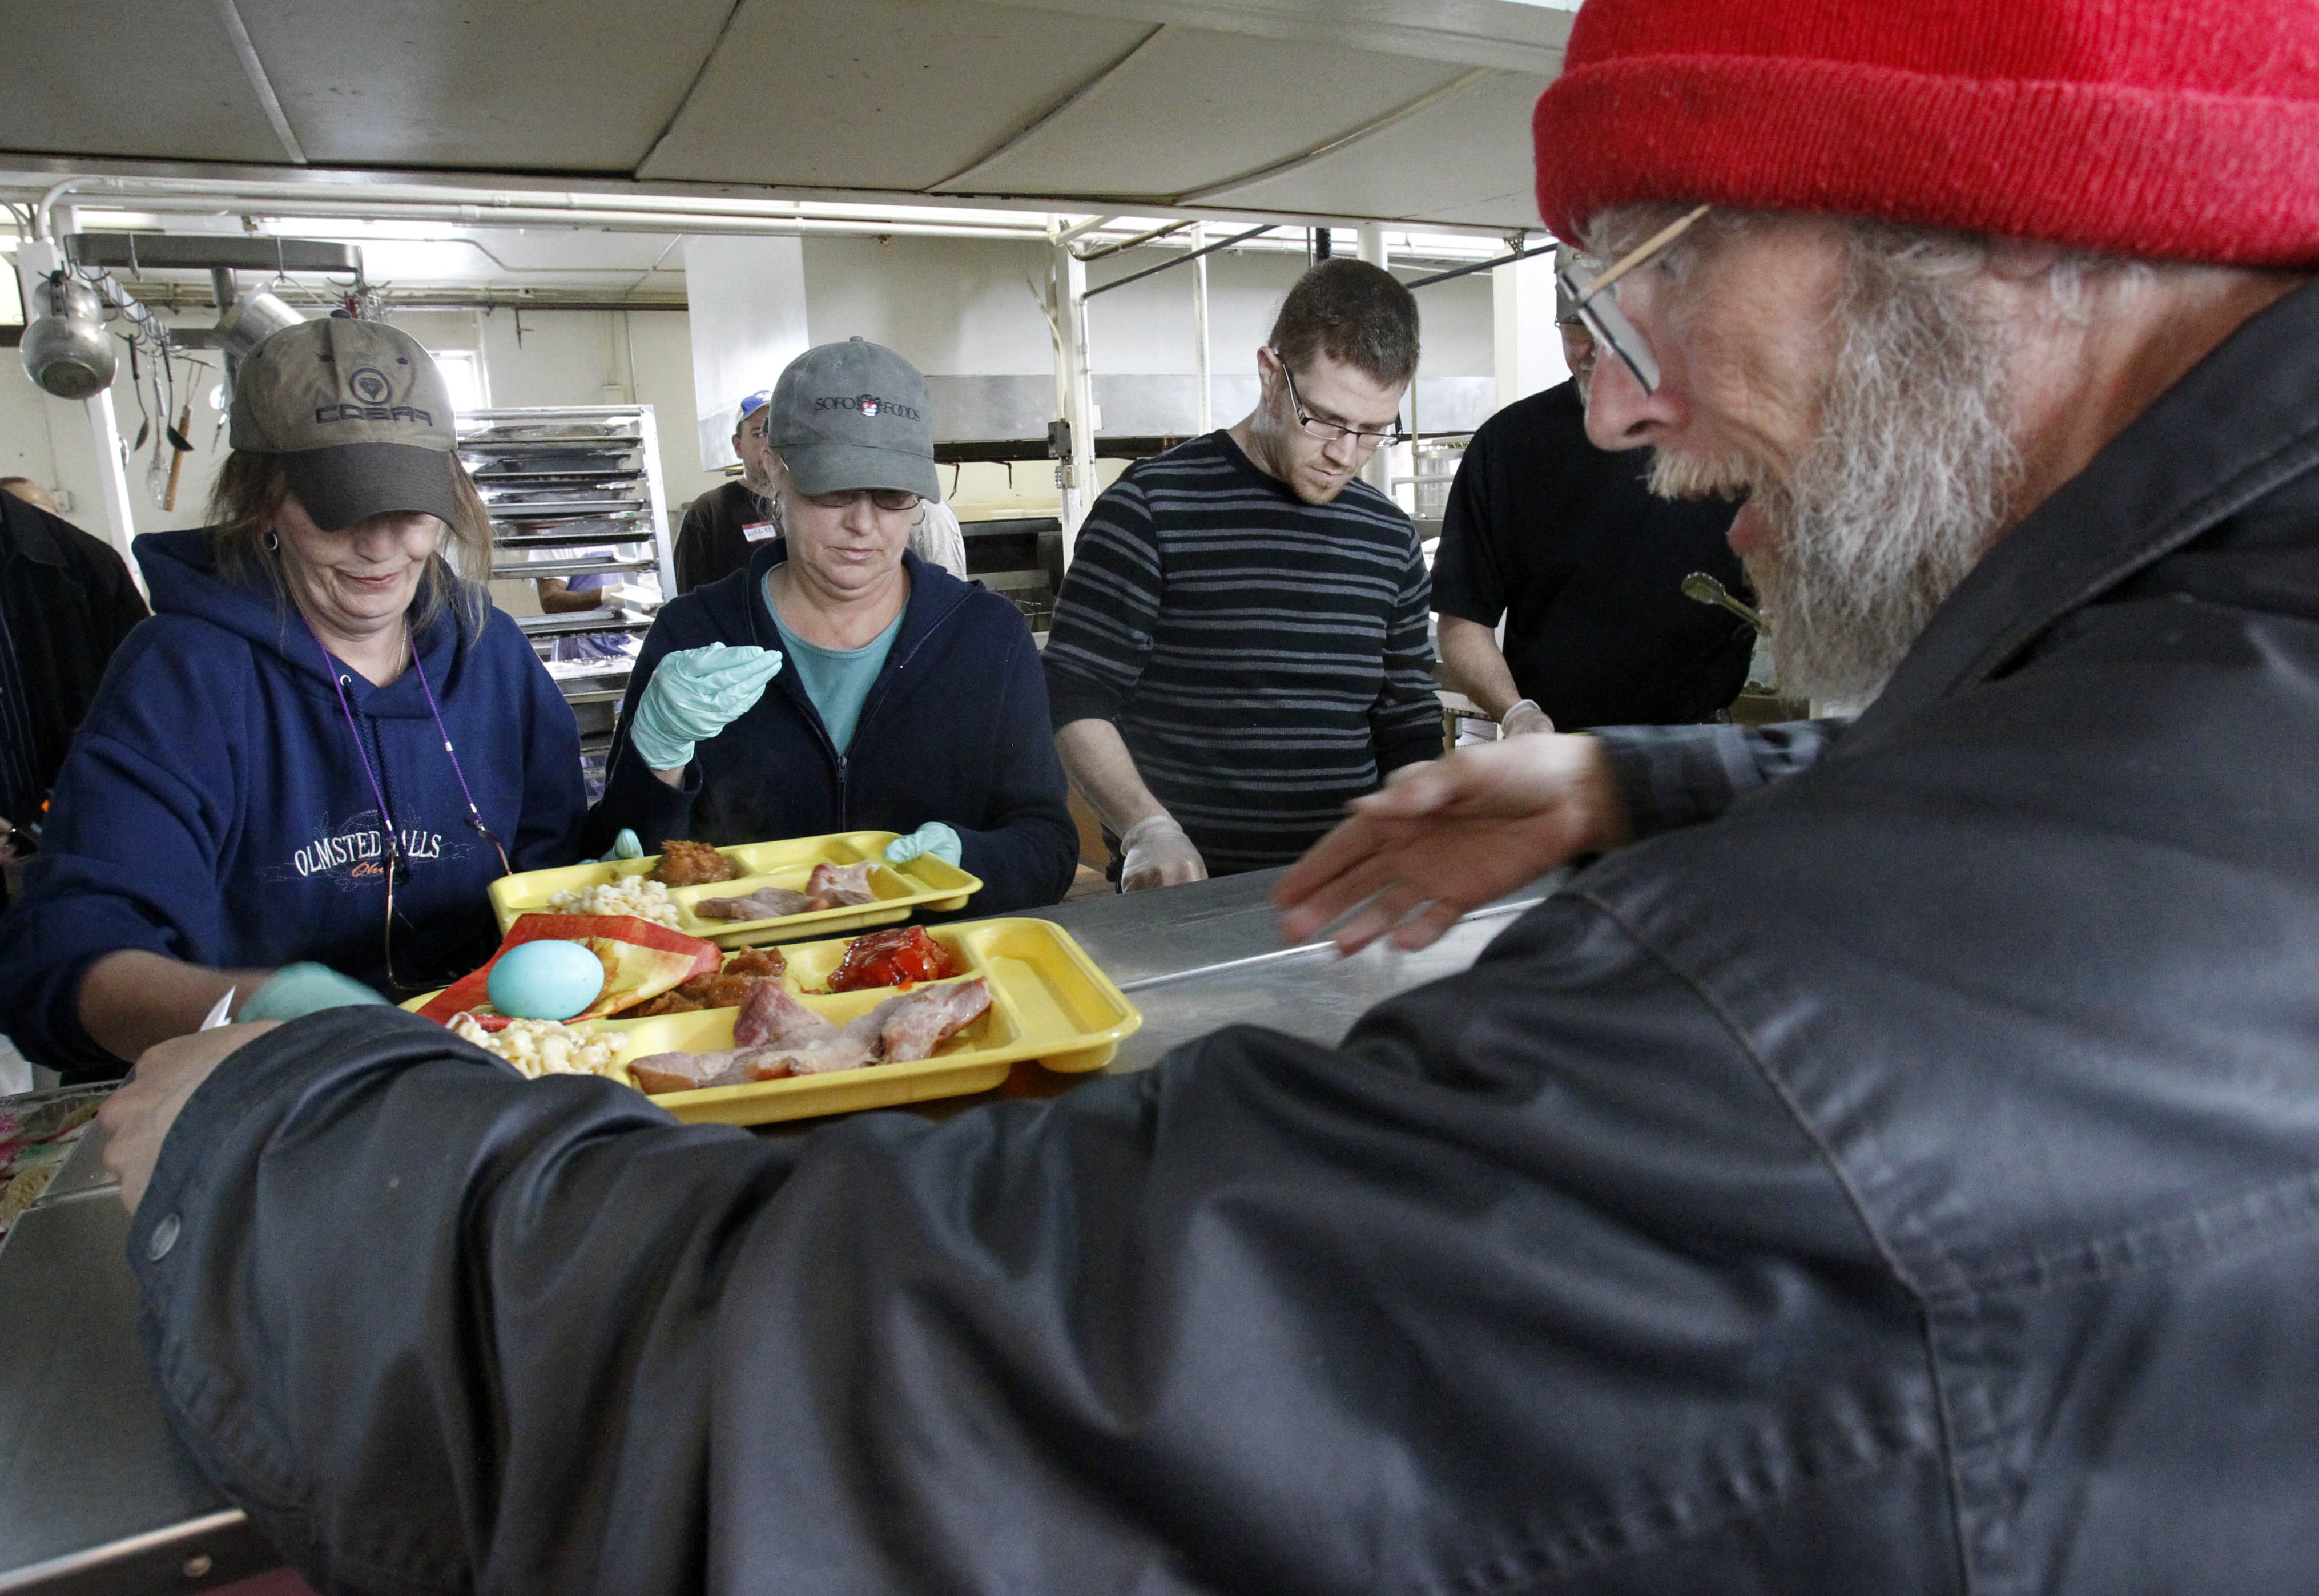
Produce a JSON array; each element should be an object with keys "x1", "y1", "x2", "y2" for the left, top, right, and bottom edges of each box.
[{"x1": 743, "y1": 521, "x2": 779, "y2": 543}]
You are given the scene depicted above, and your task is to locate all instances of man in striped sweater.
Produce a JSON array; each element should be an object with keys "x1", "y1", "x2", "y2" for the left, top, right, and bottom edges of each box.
[{"x1": 1044, "y1": 260, "x2": 1441, "y2": 889}]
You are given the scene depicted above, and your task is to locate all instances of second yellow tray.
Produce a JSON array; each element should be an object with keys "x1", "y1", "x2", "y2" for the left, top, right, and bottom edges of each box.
[
  {"x1": 591, "y1": 918, "x2": 1140, "y2": 1126},
  {"x1": 489, "y1": 829, "x2": 981, "y2": 948}
]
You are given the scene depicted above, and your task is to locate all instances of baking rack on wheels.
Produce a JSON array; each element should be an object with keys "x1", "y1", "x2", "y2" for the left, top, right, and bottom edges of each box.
[{"x1": 464, "y1": 404, "x2": 677, "y2": 798}]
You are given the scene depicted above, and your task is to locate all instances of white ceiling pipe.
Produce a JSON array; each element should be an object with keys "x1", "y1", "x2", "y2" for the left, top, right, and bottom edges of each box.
[
  {"x1": 33, "y1": 177, "x2": 89, "y2": 238},
  {"x1": 21, "y1": 172, "x2": 1520, "y2": 248},
  {"x1": 30, "y1": 173, "x2": 1117, "y2": 236},
  {"x1": 78, "y1": 198, "x2": 1053, "y2": 241},
  {"x1": 79, "y1": 200, "x2": 1502, "y2": 269}
]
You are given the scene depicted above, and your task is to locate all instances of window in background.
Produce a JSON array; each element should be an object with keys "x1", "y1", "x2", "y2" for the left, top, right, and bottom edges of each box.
[
  {"x1": 0, "y1": 254, "x2": 22, "y2": 348},
  {"x1": 428, "y1": 348, "x2": 488, "y2": 413}
]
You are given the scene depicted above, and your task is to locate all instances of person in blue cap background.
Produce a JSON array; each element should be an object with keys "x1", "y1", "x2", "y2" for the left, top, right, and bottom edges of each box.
[
  {"x1": 673, "y1": 389, "x2": 783, "y2": 595},
  {"x1": 585, "y1": 338, "x2": 1076, "y2": 912},
  {"x1": 0, "y1": 318, "x2": 586, "y2": 1082}
]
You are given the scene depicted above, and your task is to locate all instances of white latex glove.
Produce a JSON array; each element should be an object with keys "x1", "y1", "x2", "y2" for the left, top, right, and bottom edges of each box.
[
  {"x1": 1500, "y1": 699, "x2": 1555, "y2": 738},
  {"x1": 1118, "y1": 814, "x2": 1207, "y2": 893},
  {"x1": 629, "y1": 643, "x2": 784, "y2": 771},
  {"x1": 884, "y1": 821, "x2": 963, "y2": 868}
]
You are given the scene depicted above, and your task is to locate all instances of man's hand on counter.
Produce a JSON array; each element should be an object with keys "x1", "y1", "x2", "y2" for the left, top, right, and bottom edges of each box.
[
  {"x1": 1118, "y1": 814, "x2": 1207, "y2": 892},
  {"x1": 99, "y1": 1022, "x2": 281, "y2": 1216},
  {"x1": 1274, "y1": 733, "x2": 1631, "y2": 954}
]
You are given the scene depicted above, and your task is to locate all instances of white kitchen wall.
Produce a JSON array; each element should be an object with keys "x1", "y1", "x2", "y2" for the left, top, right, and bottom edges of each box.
[{"x1": 0, "y1": 232, "x2": 1497, "y2": 547}]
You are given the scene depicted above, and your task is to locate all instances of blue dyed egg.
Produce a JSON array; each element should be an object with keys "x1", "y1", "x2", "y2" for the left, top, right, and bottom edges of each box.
[{"x1": 488, "y1": 939, "x2": 606, "y2": 1021}]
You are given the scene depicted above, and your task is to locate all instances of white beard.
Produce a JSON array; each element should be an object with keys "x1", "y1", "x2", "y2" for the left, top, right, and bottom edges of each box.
[{"x1": 1650, "y1": 243, "x2": 2018, "y2": 706}]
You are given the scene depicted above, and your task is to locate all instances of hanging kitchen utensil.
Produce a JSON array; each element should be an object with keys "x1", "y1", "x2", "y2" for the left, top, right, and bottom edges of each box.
[
  {"x1": 145, "y1": 420, "x2": 168, "y2": 507},
  {"x1": 126, "y1": 338, "x2": 150, "y2": 450},
  {"x1": 145, "y1": 353, "x2": 172, "y2": 507},
  {"x1": 163, "y1": 402, "x2": 193, "y2": 511}
]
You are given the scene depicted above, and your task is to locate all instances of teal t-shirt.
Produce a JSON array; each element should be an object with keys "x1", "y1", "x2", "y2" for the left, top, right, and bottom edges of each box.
[{"x1": 766, "y1": 570, "x2": 903, "y2": 755}]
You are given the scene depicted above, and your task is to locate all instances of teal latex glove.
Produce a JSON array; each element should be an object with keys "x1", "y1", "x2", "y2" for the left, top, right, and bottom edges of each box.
[
  {"x1": 597, "y1": 828, "x2": 643, "y2": 863},
  {"x1": 884, "y1": 821, "x2": 963, "y2": 869},
  {"x1": 629, "y1": 643, "x2": 784, "y2": 771},
  {"x1": 239, "y1": 961, "x2": 389, "y2": 1022}
]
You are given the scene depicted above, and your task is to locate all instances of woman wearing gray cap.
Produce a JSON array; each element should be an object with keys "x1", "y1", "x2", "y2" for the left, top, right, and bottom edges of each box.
[
  {"x1": 586, "y1": 339, "x2": 1076, "y2": 912},
  {"x1": 0, "y1": 319, "x2": 587, "y2": 1081}
]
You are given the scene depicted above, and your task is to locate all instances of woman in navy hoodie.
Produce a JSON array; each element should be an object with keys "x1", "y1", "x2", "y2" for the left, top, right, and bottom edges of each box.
[
  {"x1": 0, "y1": 320, "x2": 583, "y2": 1080},
  {"x1": 587, "y1": 341, "x2": 1076, "y2": 912}
]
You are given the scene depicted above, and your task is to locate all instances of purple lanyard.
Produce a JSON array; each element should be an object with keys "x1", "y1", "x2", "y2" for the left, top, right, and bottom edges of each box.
[{"x1": 311, "y1": 619, "x2": 512, "y2": 878}]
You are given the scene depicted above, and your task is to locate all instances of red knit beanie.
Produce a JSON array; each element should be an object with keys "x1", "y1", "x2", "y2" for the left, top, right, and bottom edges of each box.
[{"x1": 1532, "y1": 0, "x2": 2319, "y2": 265}]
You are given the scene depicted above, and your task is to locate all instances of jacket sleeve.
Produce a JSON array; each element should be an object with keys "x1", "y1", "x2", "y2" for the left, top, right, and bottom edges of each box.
[
  {"x1": 947, "y1": 622, "x2": 1080, "y2": 911},
  {"x1": 1040, "y1": 475, "x2": 1161, "y2": 729},
  {"x1": 579, "y1": 615, "x2": 700, "y2": 856},
  {"x1": 0, "y1": 639, "x2": 245, "y2": 1074},
  {"x1": 1371, "y1": 531, "x2": 1443, "y2": 775},
  {"x1": 1593, "y1": 717, "x2": 1850, "y2": 839},
  {"x1": 127, "y1": 896, "x2": 1936, "y2": 1595},
  {"x1": 505, "y1": 622, "x2": 589, "y2": 870}
]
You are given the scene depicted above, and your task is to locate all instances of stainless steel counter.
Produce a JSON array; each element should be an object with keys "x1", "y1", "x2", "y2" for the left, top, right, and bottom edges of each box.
[{"x1": 0, "y1": 866, "x2": 1557, "y2": 1593}]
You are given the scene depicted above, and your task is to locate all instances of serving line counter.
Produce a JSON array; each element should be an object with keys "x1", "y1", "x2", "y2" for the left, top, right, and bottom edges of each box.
[{"x1": 0, "y1": 866, "x2": 1561, "y2": 1595}]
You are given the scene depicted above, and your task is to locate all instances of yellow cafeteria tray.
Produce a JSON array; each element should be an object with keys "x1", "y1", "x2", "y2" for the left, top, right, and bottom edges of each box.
[
  {"x1": 488, "y1": 830, "x2": 981, "y2": 948},
  {"x1": 595, "y1": 918, "x2": 1138, "y2": 1126}
]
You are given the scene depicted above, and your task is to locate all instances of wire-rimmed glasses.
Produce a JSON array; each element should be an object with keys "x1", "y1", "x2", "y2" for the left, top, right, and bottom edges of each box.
[{"x1": 1556, "y1": 204, "x2": 1711, "y2": 395}]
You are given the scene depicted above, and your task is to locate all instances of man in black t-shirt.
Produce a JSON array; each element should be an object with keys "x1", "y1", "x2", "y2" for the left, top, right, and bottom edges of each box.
[
  {"x1": 673, "y1": 390, "x2": 780, "y2": 594},
  {"x1": 1433, "y1": 321, "x2": 1755, "y2": 734}
]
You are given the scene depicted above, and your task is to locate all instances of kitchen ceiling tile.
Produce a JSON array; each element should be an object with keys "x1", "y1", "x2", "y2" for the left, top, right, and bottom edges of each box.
[
  {"x1": 640, "y1": 0, "x2": 1158, "y2": 192},
  {"x1": 936, "y1": 26, "x2": 1473, "y2": 200},
  {"x1": 0, "y1": 0, "x2": 290, "y2": 165},
  {"x1": 237, "y1": 0, "x2": 738, "y2": 171},
  {"x1": 1197, "y1": 68, "x2": 1552, "y2": 231}
]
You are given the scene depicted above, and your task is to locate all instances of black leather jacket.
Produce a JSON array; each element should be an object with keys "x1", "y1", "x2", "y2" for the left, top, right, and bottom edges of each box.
[
  {"x1": 0, "y1": 495, "x2": 146, "y2": 817},
  {"x1": 130, "y1": 283, "x2": 2319, "y2": 1593}
]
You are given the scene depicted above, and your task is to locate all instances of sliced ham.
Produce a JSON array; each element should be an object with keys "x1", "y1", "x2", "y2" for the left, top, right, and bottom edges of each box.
[
  {"x1": 734, "y1": 979, "x2": 839, "y2": 1049},
  {"x1": 694, "y1": 862, "x2": 876, "y2": 924},
  {"x1": 695, "y1": 886, "x2": 814, "y2": 922},
  {"x1": 804, "y1": 861, "x2": 878, "y2": 907},
  {"x1": 628, "y1": 1051, "x2": 742, "y2": 1094},
  {"x1": 871, "y1": 978, "x2": 994, "y2": 1062},
  {"x1": 626, "y1": 978, "x2": 992, "y2": 1094}
]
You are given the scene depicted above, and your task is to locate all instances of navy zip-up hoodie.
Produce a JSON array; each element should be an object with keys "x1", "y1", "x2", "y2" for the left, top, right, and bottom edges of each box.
[
  {"x1": 585, "y1": 545, "x2": 1077, "y2": 913},
  {"x1": 0, "y1": 529, "x2": 585, "y2": 1077}
]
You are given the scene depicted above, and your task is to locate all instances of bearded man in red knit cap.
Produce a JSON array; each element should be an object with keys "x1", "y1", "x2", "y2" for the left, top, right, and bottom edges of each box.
[{"x1": 95, "y1": 2, "x2": 2319, "y2": 1591}]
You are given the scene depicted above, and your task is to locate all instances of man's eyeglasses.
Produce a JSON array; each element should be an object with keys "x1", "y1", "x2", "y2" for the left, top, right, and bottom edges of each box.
[
  {"x1": 803, "y1": 488, "x2": 921, "y2": 513},
  {"x1": 1274, "y1": 356, "x2": 1407, "y2": 450},
  {"x1": 1555, "y1": 204, "x2": 1710, "y2": 396}
]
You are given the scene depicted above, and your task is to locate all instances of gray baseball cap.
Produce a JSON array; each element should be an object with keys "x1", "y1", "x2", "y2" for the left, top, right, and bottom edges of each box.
[
  {"x1": 768, "y1": 338, "x2": 938, "y2": 500},
  {"x1": 231, "y1": 317, "x2": 458, "y2": 531}
]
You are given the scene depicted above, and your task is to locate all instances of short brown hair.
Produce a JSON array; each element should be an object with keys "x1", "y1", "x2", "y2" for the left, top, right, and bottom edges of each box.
[
  {"x1": 203, "y1": 450, "x2": 496, "y2": 635},
  {"x1": 1266, "y1": 259, "x2": 1421, "y2": 386}
]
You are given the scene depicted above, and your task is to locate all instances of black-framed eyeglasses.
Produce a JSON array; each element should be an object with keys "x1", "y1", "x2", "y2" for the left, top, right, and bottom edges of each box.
[
  {"x1": 803, "y1": 487, "x2": 921, "y2": 513},
  {"x1": 1555, "y1": 204, "x2": 1710, "y2": 396},
  {"x1": 1274, "y1": 355, "x2": 1407, "y2": 450}
]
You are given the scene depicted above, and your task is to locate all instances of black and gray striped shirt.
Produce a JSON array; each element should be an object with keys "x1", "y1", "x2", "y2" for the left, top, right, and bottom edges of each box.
[{"x1": 1044, "y1": 432, "x2": 1440, "y2": 874}]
